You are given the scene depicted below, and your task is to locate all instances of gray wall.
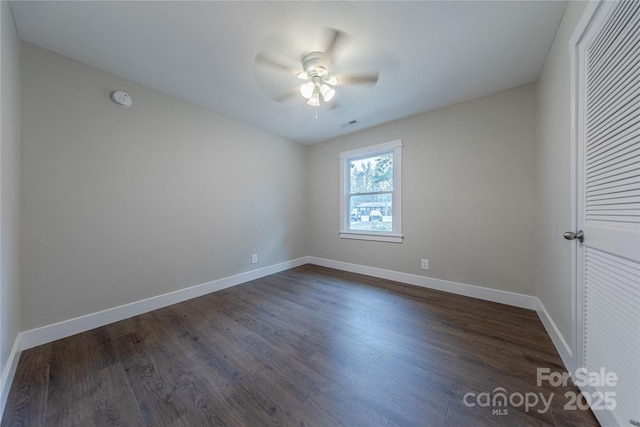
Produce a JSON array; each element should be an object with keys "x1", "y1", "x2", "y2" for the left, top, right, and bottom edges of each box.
[
  {"x1": 20, "y1": 43, "x2": 308, "y2": 330},
  {"x1": 535, "y1": 1, "x2": 589, "y2": 355},
  {"x1": 1, "y1": 0, "x2": 21, "y2": 381},
  {"x1": 13, "y1": 1, "x2": 589, "y2": 356},
  {"x1": 308, "y1": 84, "x2": 537, "y2": 295}
]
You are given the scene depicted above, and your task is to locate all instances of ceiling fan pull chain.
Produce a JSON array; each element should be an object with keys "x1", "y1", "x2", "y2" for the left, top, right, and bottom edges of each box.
[{"x1": 315, "y1": 106, "x2": 318, "y2": 120}]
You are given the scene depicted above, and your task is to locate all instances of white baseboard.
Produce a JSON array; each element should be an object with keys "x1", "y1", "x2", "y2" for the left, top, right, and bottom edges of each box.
[
  {"x1": 307, "y1": 257, "x2": 538, "y2": 310},
  {"x1": 5, "y1": 256, "x2": 580, "y2": 424},
  {"x1": 0, "y1": 335, "x2": 22, "y2": 418},
  {"x1": 19, "y1": 257, "x2": 309, "y2": 351},
  {"x1": 535, "y1": 298, "x2": 574, "y2": 371}
]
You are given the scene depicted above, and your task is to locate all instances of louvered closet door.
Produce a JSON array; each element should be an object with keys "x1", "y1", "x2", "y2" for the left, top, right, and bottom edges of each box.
[{"x1": 577, "y1": 1, "x2": 640, "y2": 426}]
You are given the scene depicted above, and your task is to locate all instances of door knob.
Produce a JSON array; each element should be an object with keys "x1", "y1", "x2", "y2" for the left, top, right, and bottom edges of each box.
[{"x1": 563, "y1": 230, "x2": 584, "y2": 243}]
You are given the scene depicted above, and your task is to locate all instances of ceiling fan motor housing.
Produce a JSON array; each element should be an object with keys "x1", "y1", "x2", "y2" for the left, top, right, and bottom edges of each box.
[{"x1": 302, "y1": 52, "x2": 329, "y2": 77}]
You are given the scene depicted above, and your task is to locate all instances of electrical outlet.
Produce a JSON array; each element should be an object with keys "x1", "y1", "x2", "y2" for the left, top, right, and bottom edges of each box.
[
  {"x1": 251, "y1": 254, "x2": 258, "y2": 264},
  {"x1": 421, "y1": 259, "x2": 429, "y2": 270}
]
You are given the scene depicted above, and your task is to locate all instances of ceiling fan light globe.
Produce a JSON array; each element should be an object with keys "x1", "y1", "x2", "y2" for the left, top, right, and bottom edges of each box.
[
  {"x1": 320, "y1": 84, "x2": 335, "y2": 102},
  {"x1": 300, "y1": 82, "x2": 315, "y2": 99},
  {"x1": 307, "y1": 92, "x2": 320, "y2": 107},
  {"x1": 326, "y1": 76, "x2": 338, "y2": 85}
]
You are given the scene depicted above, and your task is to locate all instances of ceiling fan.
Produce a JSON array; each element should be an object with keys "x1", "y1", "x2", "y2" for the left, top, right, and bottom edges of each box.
[{"x1": 254, "y1": 28, "x2": 379, "y2": 108}]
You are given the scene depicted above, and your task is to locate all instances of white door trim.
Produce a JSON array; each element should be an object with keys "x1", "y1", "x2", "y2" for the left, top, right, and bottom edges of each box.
[{"x1": 568, "y1": 0, "x2": 605, "y2": 375}]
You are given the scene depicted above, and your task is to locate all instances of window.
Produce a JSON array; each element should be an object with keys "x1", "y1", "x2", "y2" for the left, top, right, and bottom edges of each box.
[{"x1": 339, "y1": 140, "x2": 403, "y2": 243}]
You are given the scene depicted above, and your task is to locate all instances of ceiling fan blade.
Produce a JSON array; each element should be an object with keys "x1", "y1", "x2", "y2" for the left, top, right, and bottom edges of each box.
[
  {"x1": 254, "y1": 52, "x2": 300, "y2": 76},
  {"x1": 322, "y1": 28, "x2": 348, "y2": 67},
  {"x1": 335, "y1": 73, "x2": 379, "y2": 86},
  {"x1": 273, "y1": 88, "x2": 300, "y2": 103}
]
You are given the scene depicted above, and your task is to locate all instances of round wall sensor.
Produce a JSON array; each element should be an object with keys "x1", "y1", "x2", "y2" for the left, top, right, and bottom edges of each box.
[{"x1": 111, "y1": 91, "x2": 133, "y2": 107}]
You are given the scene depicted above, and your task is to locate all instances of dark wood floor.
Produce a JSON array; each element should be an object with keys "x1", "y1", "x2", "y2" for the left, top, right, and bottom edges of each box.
[{"x1": 2, "y1": 265, "x2": 599, "y2": 427}]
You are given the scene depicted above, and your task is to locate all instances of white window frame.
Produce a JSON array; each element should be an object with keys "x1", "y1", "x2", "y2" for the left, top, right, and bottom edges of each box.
[{"x1": 339, "y1": 139, "x2": 403, "y2": 243}]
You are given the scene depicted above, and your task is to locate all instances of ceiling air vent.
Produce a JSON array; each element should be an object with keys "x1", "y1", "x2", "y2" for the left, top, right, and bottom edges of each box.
[{"x1": 341, "y1": 119, "x2": 358, "y2": 128}]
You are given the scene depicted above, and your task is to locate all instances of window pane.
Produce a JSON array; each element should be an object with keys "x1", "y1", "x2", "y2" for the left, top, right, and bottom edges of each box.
[
  {"x1": 349, "y1": 153, "x2": 393, "y2": 194},
  {"x1": 349, "y1": 193, "x2": 393, "y2": 232}
]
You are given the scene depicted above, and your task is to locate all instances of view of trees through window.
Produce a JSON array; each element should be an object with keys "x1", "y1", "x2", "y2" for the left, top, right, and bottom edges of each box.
[{"x1": 349, "y1": 152, "x2": 393, "y2": 231}]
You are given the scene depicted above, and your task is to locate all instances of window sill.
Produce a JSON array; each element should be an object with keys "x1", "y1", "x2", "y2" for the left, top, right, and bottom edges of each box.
[{"x1": 339, "y1": 231, "x2": 404, "y2": 243}]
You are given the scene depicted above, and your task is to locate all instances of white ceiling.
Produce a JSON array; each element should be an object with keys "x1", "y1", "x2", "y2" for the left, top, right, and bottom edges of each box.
[{"x1": 10, "y1": 1, "x2": 567, "y2": 144}]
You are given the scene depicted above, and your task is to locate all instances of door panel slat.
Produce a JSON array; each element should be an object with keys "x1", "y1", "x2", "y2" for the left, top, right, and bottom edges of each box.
[
  {"x1": 587, "y1": 137, "x2": 639, "y2": 170},
  {"x1": 587, "y1": 121, "x2": 639, "y2": 160},
  {"x1": 588, "y1": 48, "x2": 640, "y2": 111},
  {"x1": 587, "y1": 0, "x2": 636, "y2": 66},
  {"x1": 587, "y1": 96, "x2": 640, "y2": 142}
]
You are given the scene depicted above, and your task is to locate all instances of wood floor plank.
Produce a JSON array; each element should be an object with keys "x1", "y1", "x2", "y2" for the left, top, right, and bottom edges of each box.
[
  {"x1": 287, "y1": 398, "x2": 347, "y2": 427},
  {"x1": 115, "y1": 332, "x2": 189, "y2": 426},
  {"x1": 148, "y1": 308, "x2": 243, "y2": 386},
  {"x1": 1, "y1": 265, "x2": 600, "y2": 426},
  {"x1": 143, "y1": 336, "x2": 247, "y2": 426},
  {"x1": 306, "y1": 345, "x2": 448, "y2": 427},
  {"x1": 45, "y1": 331, "x2": 115, "y2": 426},
  {"x1": 225, "y1": 366, "x2": 309, "y2": 426},
  {"x1": 88, "y1": 363, "x2": 146, "y2": 427},
  {"x1": 0, "y1": 346, "x2": 51, "y2": 427}
]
